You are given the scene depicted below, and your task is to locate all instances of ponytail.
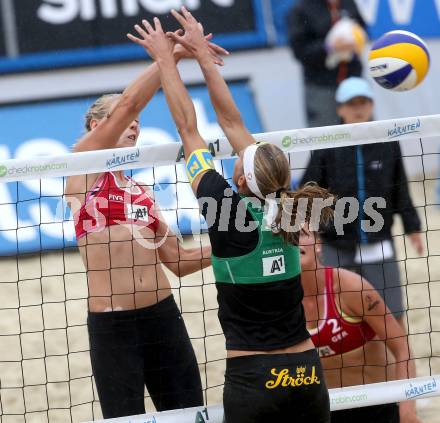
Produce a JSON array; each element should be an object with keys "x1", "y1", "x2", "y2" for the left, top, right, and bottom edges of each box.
[
  {"x1": 273, "y1": 182, "x2": 334, "y2": 245},
  {"x1": 248, "y1": 144, "x2": 334, "y2": 244}
]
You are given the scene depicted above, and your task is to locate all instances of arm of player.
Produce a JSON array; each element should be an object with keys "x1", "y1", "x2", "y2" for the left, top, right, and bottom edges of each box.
[
  {"x1": 155, "y1": 217, "x2": 211, "y2": 277},
  {"x1": 339, "y1": 269, "x2": 414, "y2": 379},
  {"x1": 73, "y1": 57, "x2": 161, "y2": 153},
  {"x1": 134, "y1": 185, "x2": 211, "y2": 276},
  {"x1": 75, "y1": 23, "x2": 227, "y2": 154},
  {"x1": 169, "y1": 7, "x2": 254, "y2": 155},
  {"x1": 128, "y1": 17, "x2": 215, "y2": 193},
  {"x1": 339, "y1": 269, "x2": 420, "y2": 423}
]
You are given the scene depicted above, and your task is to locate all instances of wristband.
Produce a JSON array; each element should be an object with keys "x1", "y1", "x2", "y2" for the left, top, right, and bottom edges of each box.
[{"x1": 186, "y1": 149, "x2": 214, "y2": 183}]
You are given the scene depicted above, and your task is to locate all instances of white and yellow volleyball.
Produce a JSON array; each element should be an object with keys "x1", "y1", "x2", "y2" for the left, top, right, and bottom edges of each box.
[{"x1": 369, "y1": 30, "x2": 430, "y2": 91}]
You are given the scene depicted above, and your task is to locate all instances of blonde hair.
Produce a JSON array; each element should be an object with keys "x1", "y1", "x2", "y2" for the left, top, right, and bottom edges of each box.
[
  {"x1": 253, "y1": 144, "x2": 334, "y2": 245},
  {"x1": 84, "y1": 93, "x2": 121, "y2": 132}
]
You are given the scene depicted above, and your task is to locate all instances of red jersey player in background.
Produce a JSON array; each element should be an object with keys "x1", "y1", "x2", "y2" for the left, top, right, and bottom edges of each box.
[{"x1": 299, "y1": 226, "x2": 420, "y2": 423}]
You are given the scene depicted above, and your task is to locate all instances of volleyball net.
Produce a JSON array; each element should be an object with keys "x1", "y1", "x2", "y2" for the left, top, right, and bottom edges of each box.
[{"x1": 0, "y1": 114, "x2": 440, "y2": 422}]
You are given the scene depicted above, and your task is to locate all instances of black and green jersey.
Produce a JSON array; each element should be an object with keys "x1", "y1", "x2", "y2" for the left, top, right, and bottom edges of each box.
[
  {"x1": 197, "y1": 170, "x2": 310, "y2": 351},
  {"x1": 211, "y1": 198, "x2": 301, "y2": 284}
]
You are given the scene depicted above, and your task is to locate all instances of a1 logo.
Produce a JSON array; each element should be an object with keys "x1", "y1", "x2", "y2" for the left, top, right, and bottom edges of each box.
[
  {"x1": 262, "y1": 255, "x2": 286, "y2": 276},
  {"x1": 127, "y1": 204, "x2": 149, "y2": 223}
]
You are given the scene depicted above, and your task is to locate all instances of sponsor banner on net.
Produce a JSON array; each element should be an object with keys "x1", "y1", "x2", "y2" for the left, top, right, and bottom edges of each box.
[
  {"x1": 331, "y1": 392, "x2": 369, "y2": 406},
  {"x1": 0, "y1": 162, "x2": 68, "y2": 178},
  {"x1": 275, "y1": 115, "x2": 433, "y2": 154},
  {"x1": 280, "y1": 131, "x2": 352, "y2": 149},
  {"x1": 387, "y1": 118, "x2": 421, "y2": 140},
  {"x1": 87, "y1": 376, "x2": 440, "y2": 422},
  {"x1": 330, "y1": 375, "x2": 440, "y2": 411},
  {"x1": 1, "y1": 115, "x2": 439, "y2": 184},
  {"x1": 106, "y1": 149, "x2": 140, "y2": 170},
  {"x1": 405, "y1": 378, "x2": 438, "y2": 400}
]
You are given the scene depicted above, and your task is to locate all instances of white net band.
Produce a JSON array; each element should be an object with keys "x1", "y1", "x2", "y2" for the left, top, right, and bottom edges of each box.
[
  {"x1": 0, "y1": 114, "x2": 436, "y2": 182},
  {"x1": 86, "y1": 375, "x2": 440, "y2": 423},
  {"x1": 1, "y1": 114, "x2": 439, "y2": 422}
]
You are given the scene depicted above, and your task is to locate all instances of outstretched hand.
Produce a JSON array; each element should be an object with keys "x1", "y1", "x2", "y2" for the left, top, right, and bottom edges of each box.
[
  {"x1": 174, "y1": 31, "x2": 228, "y2": 65},
  {"x1": 127, "y1": 18, "x2": 174, "y2": 62},
  {"x1": 128, "y1": 13, "x2": 228, "y2": 66},
  {"x1": 167, "y1": 7, "x2": 213, "y2": 61}
]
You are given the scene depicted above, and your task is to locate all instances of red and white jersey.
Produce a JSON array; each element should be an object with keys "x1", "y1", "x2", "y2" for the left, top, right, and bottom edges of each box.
[
  {"x1": 74, "y1": 172, "x2": 159, "y2": 239},
  {"x1": 309, "y1": 268, "x2": 376, "y2": 357}
]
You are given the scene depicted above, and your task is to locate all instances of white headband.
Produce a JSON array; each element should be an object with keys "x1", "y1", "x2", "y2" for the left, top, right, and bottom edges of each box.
[
  {"x1": 243, "y1": 143, "x2": 280, "y2": 229},
  {"x1": 243, "y1": 144, "x2": 264, "y2": 199}
]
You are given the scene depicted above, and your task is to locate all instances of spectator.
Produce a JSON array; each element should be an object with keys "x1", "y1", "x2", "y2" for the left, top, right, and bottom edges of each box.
[
  {"x1": 287, "y1": 0, "x2": 366, "y2": 127},
  {"x1": 300, "y1": 77, "x2": 424, "y2": 325}
]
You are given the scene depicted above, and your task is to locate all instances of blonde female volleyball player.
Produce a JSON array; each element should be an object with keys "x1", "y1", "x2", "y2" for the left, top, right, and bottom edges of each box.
[
  {"x1": 64, "y1": 36, "x2": 227, "y2": 419},
  {"x1": 299, "y1": 227, "x2": 420, "y2": 423},
  {"x1": 127, "y1": 9, "x2": 332, "y2": 422}
]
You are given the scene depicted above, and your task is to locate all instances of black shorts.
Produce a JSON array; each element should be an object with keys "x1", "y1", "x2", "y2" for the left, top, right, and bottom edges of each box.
[
  {"x1": 87, "y1": 295, "x2": 203, "y2": 419},
  {"x1": 331, "y1": 403, "x2": 399, "y2": 423},
  {"x1": 223, "y1": 349, "x2": 330, "y2": 423}
]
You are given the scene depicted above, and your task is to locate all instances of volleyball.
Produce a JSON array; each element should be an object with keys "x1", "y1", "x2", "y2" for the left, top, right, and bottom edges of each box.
[{"x1": 368, "y1": 30, "x2": 430, "y2": 91}]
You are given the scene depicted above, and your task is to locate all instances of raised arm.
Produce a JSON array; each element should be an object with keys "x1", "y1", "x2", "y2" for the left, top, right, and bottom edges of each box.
[
  {"x1": 75, "y1": 23, "x2": 227, "y2": 154},
  {"x1": 169, "y1": 7, "x2": 254, "y2": 154},
  {"x1": 128, "y1": 17, "x2": 215, "y2": 193},
  {"x1": 73, "y1": 58, "x2": 161, "y2": 153},
  {"x1": 338, "y1": 269, "x2": 414, "y2": 378}
]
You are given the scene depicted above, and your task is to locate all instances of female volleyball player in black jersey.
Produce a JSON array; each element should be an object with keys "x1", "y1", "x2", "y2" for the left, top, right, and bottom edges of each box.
[
  {"x1": 128, "y1": 9, "x2": 332, "y2": 422},
  {"x1": 65, "y1": 34, "x2": 226, "y2": 418}
]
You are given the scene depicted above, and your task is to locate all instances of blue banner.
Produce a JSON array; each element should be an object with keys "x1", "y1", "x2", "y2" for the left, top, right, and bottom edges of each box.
[
  {"x1": 356, "y1": 0, "x2": 440, "y2": 39},
  {"x1": 0, "y1": 82, "x2": 263, "y2": 255},
  {"x1": 272, "y1": 0, "x2": 440, "y2": 43}
]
